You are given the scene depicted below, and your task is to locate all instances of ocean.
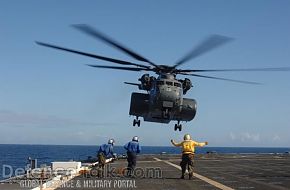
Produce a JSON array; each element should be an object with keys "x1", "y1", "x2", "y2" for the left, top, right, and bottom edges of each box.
[{"x1": 0, "y1": 144, "x2": 289, "y2": 180}]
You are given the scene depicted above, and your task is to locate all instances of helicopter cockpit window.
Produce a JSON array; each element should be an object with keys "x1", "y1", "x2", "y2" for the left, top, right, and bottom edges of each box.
[
  {"x1": 166, "y1": 81, "x2": 173, "y2": 86},
  {"x1": 174, "y1": 82, "x2": 181, "y2": 87},
  {"x1": 157, "y1": 81, "x2": 164, "y2": 85}
]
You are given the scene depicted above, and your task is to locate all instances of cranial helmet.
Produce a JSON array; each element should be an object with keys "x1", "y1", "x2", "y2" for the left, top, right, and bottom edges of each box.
[
  {"x1": 184, "y1": 134, "x2": 191, "y2": 140},
  {"x1": 132, "y1": 136, "x2": 139, "y2": 142},
  {"x1": 108, "y1": 139, "x2": 115, "y2": 145}
]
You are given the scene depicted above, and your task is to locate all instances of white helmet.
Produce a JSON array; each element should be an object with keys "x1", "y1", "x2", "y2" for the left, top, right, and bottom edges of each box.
[
  {"x1": 108, "y1": 139, "x2": 115, "y2": 145},
  {"x1": 132, "y1": 136, "x2": 139, "y2": 142},
  {"x1": 184, "y1": 134, "x2": 191, "y2": 140}
]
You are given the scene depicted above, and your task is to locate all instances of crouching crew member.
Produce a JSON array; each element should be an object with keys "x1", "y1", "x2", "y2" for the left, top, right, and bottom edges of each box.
[
  {"x1": 97, "y1": 138, "x2": 115, "y2": 177},
  {"x1": 124, "y1": 136, "x2": 141, "y2": 177},
  {"x1": 171, "y1": 134, "x2": 208, "y2": 179}
]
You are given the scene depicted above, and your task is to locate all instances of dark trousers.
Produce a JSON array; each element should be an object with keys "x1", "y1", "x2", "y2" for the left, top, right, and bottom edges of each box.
[
  {"x1": 180, "y1": 153, "x2": 194, "y2": 176},
  {"x1": 127, "y1": 151, "x2": 137, "y2": 176}
]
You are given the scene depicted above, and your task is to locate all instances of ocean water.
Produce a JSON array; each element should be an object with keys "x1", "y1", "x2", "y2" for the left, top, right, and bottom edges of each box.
[{"x1": 0, "y1": 144, "x2": 289, "y2": 180}]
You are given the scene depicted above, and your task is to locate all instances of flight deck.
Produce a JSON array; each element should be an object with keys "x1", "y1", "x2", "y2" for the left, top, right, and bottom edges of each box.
[{"x1": 1, "y1": 153, "x2": 290, "y2": 190}]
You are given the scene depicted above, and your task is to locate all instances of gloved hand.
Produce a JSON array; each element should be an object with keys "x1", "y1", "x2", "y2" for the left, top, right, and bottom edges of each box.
[
  {"x1": 113, "y1": 153, "x2": 117, "y2": 159},
  {"x1": 205, "y1": 142, "x2": 209, "y2": 145}
]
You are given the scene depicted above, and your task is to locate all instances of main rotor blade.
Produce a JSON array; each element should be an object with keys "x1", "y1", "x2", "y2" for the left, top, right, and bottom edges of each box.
[
  {"x1": 86, "y1": 65, "x2": 152, "y2": 72},
  {"x1": 72, "y1": 24, "x2": 160, "y2": 68},
  {"x1": 173, "y1": 35, "x2": 233, "y2": 68},
  {"x1": 178, "y1": 67, "x2": 290, "y2": 73},
  {"x1": 181, "y1": 73, "x2": 261, "y2": 85},
  {"x1": 36, "y1": 41, "x2": 150, "y2": 69}
]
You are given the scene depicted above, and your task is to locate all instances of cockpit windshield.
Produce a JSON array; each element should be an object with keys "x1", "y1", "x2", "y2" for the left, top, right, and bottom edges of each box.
[
  {"x1": 166, "y1": 81, "x2": 173, "y2": 86},
  {"x1": 156, "y1": 80, "x2": 180, "y2": 87}
]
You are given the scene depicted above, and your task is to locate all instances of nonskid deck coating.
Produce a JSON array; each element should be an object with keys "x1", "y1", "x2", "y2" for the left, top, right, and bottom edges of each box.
[
  {"x1": 1, "y1": 154, "x2": 289, "y2": 190},
  {"x1": 56, "y1": 154, "x2": 290, "y2": 190}
]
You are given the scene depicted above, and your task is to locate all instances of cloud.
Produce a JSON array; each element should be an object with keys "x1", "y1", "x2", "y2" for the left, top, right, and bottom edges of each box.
[
  {"x1": 228, "y1": 132, "x2": 289, "y2": 146},
  {"x1": 241, "y1": 132, "x2": 260, "y2": 142},
  {"x1": 229, "y1": 132, "x2": 261, "y2": 143},
  {"x1": 0, "y1": 110, "x2": 115, "y2": 128},
  {"x1": 62, "y1": 131, "x2": 111, "y2": 145},
  {"x1": 272, "y1": 134, "x2": 281, "y2": 142},
  {"x1": 229, "y1": 132, "x2": 236, "y2": 140}
]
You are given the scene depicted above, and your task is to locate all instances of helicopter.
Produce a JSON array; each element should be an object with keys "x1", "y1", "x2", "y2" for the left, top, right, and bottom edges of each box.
[{"x1": 36, "y1": 24, "x2": 290, "y2": 131}]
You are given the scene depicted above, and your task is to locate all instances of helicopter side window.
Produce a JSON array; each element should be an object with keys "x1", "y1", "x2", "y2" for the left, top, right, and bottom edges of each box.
[
  {"x1": 157, "y1": 81, "x2": 164, "y2": 85},
  {"x1": 174, "y1": 82, "x2": 181, "y2": 87},
  {"x1": 166, "y1": 81, "x2": 173, "y2": 86}
]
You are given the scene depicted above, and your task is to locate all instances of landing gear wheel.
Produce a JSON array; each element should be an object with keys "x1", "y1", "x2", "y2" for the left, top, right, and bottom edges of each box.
[
  {"x1": 174, "y1": 124, "x2": 182, "y2": 131},
  {"x1": 133, "y1": 118, "x2": 141, "y2": 127},
  {"x1": 178, "y1": 124, "x2": 182, "y2": 131}
]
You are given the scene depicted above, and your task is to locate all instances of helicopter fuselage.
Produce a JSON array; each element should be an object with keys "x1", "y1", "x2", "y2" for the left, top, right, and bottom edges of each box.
[{"x1": 129, "y1": 73, "x2": 197, "y2": 128}]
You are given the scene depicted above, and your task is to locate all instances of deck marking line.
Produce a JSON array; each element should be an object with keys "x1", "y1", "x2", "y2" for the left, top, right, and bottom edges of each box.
[{"x1": 154, "y1": 157, "x2": 234, "y2": 190}]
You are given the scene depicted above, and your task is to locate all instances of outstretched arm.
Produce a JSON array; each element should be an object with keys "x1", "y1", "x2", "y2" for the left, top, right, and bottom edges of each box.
[
  {"x1": 194, "y1": 141, "x2": 208, "y2": 147},
  {"x1": 171, "y1": 139, "x2": 182, "y2": 147}
]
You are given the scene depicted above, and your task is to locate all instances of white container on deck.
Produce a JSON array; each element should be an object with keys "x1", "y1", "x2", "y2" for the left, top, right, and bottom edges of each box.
[{"x1": 52, "y1": 161, "x2": 81, "y2": 175}]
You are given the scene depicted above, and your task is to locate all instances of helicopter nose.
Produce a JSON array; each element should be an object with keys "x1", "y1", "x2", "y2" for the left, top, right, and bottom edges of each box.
[{"x1": 159, "y1": 88, "x2": 179, "y2": 102}]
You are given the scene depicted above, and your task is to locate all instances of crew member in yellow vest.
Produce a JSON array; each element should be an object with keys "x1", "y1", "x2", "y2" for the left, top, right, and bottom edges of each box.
[{"x1": 171, "y1": 134, "x2": 208, "y2": 179}]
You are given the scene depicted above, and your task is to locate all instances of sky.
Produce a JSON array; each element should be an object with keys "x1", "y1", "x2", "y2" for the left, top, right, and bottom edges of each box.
[{"x1": 0, "y1": 0, "x2": 290, "y2": 147}]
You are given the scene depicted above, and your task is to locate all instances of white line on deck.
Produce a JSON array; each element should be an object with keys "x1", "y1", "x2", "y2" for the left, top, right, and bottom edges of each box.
[{"x1": 154, "y1": 157, "x2": 234, "y2": 190}]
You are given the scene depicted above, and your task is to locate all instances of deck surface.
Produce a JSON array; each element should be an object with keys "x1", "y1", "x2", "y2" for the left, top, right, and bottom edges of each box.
[{"x1": 1, "y1": 154, "x2": 290, "y2": 190}]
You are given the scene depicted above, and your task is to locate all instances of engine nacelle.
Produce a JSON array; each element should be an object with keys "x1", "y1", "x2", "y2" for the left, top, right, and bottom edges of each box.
[
  {"x1": 139, "y1": 74, "x2": 150, "y2": 83},
  {"x1": 181, "y1": 78, "x2": 192, "y2": 94},
  {"x1": 138, "y1": 74, "x2": 155, "y2": 91}
]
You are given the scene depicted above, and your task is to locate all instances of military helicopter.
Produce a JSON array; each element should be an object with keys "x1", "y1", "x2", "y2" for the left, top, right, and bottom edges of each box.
[{"x1": 36, "y1": 24, "x2": 290, "y2": 131}]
